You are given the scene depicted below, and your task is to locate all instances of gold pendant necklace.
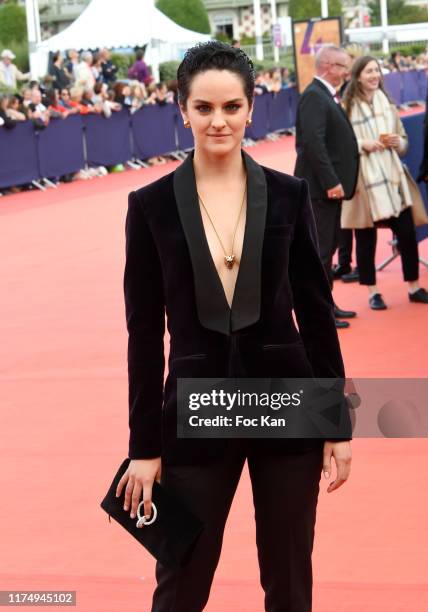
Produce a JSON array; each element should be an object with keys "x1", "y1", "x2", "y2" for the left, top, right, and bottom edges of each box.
[{"x1": 198, "y1": 185, "x2": 247, "y2": 270}]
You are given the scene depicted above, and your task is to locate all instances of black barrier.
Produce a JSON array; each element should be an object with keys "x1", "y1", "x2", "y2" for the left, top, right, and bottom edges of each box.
[
  {"x1": 245, "y1": 93, "x2": 269, "y2": 140},
  {"x1": 131, "y1": 104, "x2": 176, "y2": 159},
  {"x1": 384, "y1": 72, "x2": 402, "y2": 106},
  {"x1": 176, "y1": 111, "x2": 194, "y2": 151},
  {"x1": 0, "y1": 122, "x2": 39, "y2": 189},
  {"x1": 268, "y1": 88, "x2": 298, "y2": 132},
  {"x1": 402, "y1": 113, "x2": 428, "y2": 243},
  {"x1": 280, "y1": 87, "x2": 298, "y2": 129},
  {"x1": 83, "y1": 109, "x2": 132, "y2": 167},
  {"x1": 383, "y1": 70, "x2": 428, "y2": 106},
  {"x1": 37, "y1": 114, "x2": 85, "y2": 178},
  {"x1": 416, "y1": 70, "x2": 428, "y2": 101},
  {"x1": 401, "y1": 71, "x2": 421, "y2": 104}
]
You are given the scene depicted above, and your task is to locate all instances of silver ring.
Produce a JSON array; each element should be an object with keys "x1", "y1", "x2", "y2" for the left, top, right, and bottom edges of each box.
[{"x1": 136, "y1": 501, "x2": 157, "y2": 527}]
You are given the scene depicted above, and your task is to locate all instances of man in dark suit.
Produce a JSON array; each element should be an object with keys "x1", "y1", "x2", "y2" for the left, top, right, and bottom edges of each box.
[
  {"x1": 417, "y1": 87, "x2": 428, "y2": 183},
  {"x1": 294, "y1": 45, "x2": 360, "y2": 328}
]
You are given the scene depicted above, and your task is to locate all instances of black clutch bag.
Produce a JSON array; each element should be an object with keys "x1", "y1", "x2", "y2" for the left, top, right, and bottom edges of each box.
[{"x1": 100, "y1": 458, "x2": 204, "y2": 568}]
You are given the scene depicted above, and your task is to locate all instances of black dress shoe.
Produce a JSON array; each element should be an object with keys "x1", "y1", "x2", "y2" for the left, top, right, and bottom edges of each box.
[
  {"x1": 369, "y1": 293, "x2": 387, "y2": 310},
  {"x1": 335, "y1": 319, "x2": 350, "y2": 329},
  {"x1": 332, "y1": 264, "x2": 351, "y2": 279},
  {"x1": 409, "y1": 288, "x2": 428, "y2": 303},
  {"x1": 341, "y1": 268, "x2": 359, "y2": 283},
  {"x1": 334, "y1": 305, "x2": 357, "y2": 319}
]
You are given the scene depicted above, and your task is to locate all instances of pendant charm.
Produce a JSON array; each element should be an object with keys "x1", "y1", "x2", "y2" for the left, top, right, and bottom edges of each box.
[{"x1": 225, "y1": 254, "x2": 235, "y2": 269}]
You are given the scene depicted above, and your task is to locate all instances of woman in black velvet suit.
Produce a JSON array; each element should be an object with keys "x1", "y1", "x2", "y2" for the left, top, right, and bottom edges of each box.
[{"x1": 116, "y1": 42, "x2": 352, "y2": 612}]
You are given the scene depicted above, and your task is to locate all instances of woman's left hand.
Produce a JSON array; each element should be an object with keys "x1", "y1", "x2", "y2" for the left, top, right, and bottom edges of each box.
[
  {"x1": 323, "y1": 441, "x2": 352, "y2": 493},
  {"x1": 385, "y1": 133, "x2": 401, "y2": 149}
]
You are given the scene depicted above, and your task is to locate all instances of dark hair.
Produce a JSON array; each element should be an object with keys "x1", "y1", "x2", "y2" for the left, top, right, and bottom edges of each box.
[
  {"x1": 166, "y1": 78, "x2": 178, "y2": 93},
  {"x1": 136, "y1": 50, "x2": 144, "y2": 61},
  {"x1": 44, "y1": 89, "x2": 57, "y2": 106},
  {"x1": 342, "y1": 55, "x2": 392, "y2": 116},
  {"x1": 113, "y1": 81, "x2": 126, "y2": 98},
  {"x1": 177, "y1": 41, "x2": 255, "y2": 108},
  {"x1": 52, "y1": 51, "x2": 61, "y2": 63}
]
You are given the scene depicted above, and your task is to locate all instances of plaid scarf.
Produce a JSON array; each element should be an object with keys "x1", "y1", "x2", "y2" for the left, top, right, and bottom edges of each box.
[{"x1": 349, "y1": 89, "x2": 412, "y2": 221}]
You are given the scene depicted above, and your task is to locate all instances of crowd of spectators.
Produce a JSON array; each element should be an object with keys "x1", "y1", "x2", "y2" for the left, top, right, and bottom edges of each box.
[
  {"x1": 378, "y1": 50, "x2": 428, "y2": 74},
  {"x1": 3, "y1": 46, "x2": 424, "y2": 132},
  {"x1": 254, "y1": 67, "x2": 295, "y2": 94},
  {"x1": 0, "y1": 45, "x2": 298, "y2": 176},
  {"x1": 0, "y1": 47, "x2": 179, "y2": 127},
  {"x1": 0, "y1": 47, "x2": 181, "y2": 172},
  {"x1": 1, "y1": 43, "x2": 427, "y2": 193}
]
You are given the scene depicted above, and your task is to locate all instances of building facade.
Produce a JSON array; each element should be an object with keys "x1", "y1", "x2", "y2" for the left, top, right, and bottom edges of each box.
[
  {"x1": 38, "y1": 0, "x2": 90, "y2": 37},
  {"x1": 203, "y1": 1, "x2": 289, "y2": 40},
  {"x1": 18, "y1": 0, "x2": 290, "y2": 40},
  {"x1": 16, "y1": 1, "x2": 428, "y2": 42},
  {"x1": 15, "y1": 0, "x2": 90, "y2": 38}
]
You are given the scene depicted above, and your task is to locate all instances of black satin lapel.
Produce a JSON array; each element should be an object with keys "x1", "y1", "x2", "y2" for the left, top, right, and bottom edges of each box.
[
  {"x1": 231, "y1": 150, "x2": 267, "y2": 331},
  {"x1": 173, "y1": 152, "x2": 231, "y2": 335}
]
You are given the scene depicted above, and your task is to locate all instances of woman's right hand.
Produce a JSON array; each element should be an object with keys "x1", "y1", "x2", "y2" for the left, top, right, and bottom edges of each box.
[
  {"x1": 116, "y1": 457, "x2": 162, "y2": 522},
  {"x1": 362, "y1": 139, "x2": 385, "y2": 153}
]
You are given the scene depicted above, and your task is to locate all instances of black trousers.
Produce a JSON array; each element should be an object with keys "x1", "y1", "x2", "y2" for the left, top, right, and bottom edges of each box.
[
  {"x1": 151, "y1": 440, "x2": 324, "y2": 612},
  {"x1": 310, "y1": 198, "x2": 342, "y2": 288},
  {"x1": 355, "y1": 206, "x2": 419, "y2": 286},
  {"x1": 337, "y1": 229, "x2": 353, "y2": 268}
]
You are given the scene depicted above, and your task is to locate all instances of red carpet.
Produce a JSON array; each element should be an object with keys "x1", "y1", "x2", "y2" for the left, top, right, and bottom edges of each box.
[{"x1": 1, "y1": 137, "x2": 428, "y2": 611}]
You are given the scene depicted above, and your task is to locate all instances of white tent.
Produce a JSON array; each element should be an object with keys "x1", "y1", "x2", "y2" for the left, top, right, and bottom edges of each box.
[{"x1": 35, "y1": 0, "x2": 210, "y2": 78}]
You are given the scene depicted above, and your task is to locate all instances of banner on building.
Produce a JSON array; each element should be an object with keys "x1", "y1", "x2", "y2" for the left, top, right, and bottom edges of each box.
[{"x1": 292, "y1": 17, "x2": 343, "y2": 93}]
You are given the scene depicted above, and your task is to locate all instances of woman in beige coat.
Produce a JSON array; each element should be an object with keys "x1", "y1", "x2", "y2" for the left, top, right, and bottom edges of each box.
[{"x1": 341, "y1": 55, "x2": 428, "y2": 309}]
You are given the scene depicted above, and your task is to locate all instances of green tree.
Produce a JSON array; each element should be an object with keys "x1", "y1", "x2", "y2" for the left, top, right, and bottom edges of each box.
[
  {"x1": 288, "y1": 0, "x2": 343, "y2": 20},
  {"x1": 0, "y1": 0, "x2": 27, "y2": 45},
  {"x1": 368, "y1": 0, "x2": 428, "y2": 25},
  {"x1": 156, "y1": 0, "x2": 210, "y2": 34}
]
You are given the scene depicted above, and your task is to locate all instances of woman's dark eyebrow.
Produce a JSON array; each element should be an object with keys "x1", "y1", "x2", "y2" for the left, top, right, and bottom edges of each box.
[{"x1": 192, "y1": 98, "x2": 244, "y2": 104}]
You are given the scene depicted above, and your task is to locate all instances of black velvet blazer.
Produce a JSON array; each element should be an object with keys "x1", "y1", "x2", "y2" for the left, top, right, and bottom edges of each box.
[{"x1": 124, "y1": 149, "x2": 347, "y2": 466}]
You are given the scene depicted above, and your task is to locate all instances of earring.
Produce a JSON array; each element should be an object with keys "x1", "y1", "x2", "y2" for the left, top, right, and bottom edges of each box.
[
  {"x1": 183, "y1": 120, "x2": 190, "y2": 128},
  {"x1": 246, "y1": 118, "x2": 252, "y2": 126}
]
